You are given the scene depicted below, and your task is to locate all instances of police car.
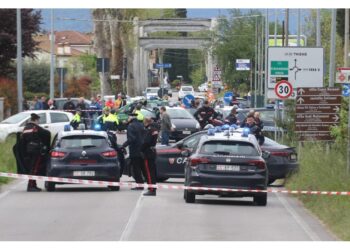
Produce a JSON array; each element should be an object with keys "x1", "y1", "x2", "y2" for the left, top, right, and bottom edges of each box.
[
  {"x1": 45, "y1": 126, "x2": 120, "y2": 191},
  {"x1": 183, "y1": 126, "x2": 268, "y2": 205}
]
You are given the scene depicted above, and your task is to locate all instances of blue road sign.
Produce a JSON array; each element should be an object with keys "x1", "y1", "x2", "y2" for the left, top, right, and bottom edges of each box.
[
  {"x1": 182, "y1": 94, "x2": 195, "y2": 108},
  {"x1": 224, "y1": 92, "x2": 233, "y2": 104},
  {"x1": 343, "y1": 84, "x2": 350, "y2": 97},
  {"x1": 155, "y1": 63, "x2": 172, "y2": 69}
]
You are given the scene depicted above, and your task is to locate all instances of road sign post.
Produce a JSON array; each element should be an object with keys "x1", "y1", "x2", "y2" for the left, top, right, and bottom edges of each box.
[{"x1": 295, "y1": 87, "x2": 341, "y2": 142}]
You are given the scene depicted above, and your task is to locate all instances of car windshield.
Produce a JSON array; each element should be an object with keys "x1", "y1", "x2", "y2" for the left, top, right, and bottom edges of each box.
[
  {"x1": 182, "y1": 87, "x2": 193, "y2": 91},
  {"x1": 262, "y1": 137, "x2": 281, "y2": 147},
  {"x1": 167, "y1": 109, "x2": 193, "y2": 119},
  {"x1": 59, "y1": 135, "x2": 107, "y2": 149},
  {"x1": 0, "y1": 112, "x2": 30, "y2": 124},
  {"x1": 147, "y1": 88, "x2": 159, "y2": 93},
  {"x1": 200, "y1": 140, "x2": 259, "y2": 156}
]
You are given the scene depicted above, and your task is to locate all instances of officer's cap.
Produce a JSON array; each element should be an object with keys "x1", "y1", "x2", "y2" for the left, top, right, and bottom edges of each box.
[{"x1": 30, "y1": 113, "x2": 40, "y2": 121}]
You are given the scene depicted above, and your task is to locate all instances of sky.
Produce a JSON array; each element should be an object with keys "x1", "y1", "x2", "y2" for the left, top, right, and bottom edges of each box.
[{"x1": 39, "y1": 8, "x2": 309, "y2": 34}]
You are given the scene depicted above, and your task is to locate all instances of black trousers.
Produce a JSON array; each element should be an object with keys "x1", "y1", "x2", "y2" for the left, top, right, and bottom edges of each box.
[
  {"x1": 27, "y1": 154, "x2": 42, "y2": 188},
  {"x1": 143, "y1": 158, "x2": 157, "y2": 191},
  {"x1": 130, "y1": 157, "x2": 145, "y2": 184}
]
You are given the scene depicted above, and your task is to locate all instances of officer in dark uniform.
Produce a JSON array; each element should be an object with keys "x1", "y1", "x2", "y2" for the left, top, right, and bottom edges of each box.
[
  {"x1": 17, "y1": 113, "x2": 51, "y2": 191},
  {"x1": 122, "y1": 113, "x2": 146, "y2": 190},
  {"x1": 193, "y1": 100, "x2": 218, "y2": 129},
  {"x1": 142, "y1": 117, "x2": 159, "y2": 196}
]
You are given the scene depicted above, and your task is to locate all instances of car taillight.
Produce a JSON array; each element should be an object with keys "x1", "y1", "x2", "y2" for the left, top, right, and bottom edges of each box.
[
  {"x1": 248, "y1": 160, "x2": 266, "y2": 169},
  {"x1": 102, "y1": 150, "x2": 117, "y2": 157},
  {"x1": 190, "y1": 157, "x2": 210, "y2": 168},
  {"x1": 270, "y1": 151, "x2": 290, "y2": 157},
  {"x1": 51, "y1": 151, "x2": 66, "y2": 158}
]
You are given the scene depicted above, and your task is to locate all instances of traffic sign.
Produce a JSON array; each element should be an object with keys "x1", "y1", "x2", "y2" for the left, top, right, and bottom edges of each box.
[
  {"x1": 182, "y1": 94, "x2": 195, "y2": 108},
  {"x1": 224, "y1": 92, "x2": 233, "y2": 104},
  {"x1": 336, "y1": 68, "x2": 350, "y2": 84},
  {"x1": 343, "y1": 84, "x2": 350, "y2": 97},
  {"x1": 154, "y1": 63, "x2": 172, "y2": 69},
  {"x1": 274, "y1": 80, "x2": 293, "y2": 99},
  {"x1": 295, "y1": 87, "x2": 341, "y2": 141},
  {"x1": 212, "y1": 73, "x2": 221, "y2": 81},
  {"x1": 235, "y1": 59, "x2": 251, "y2": 71}
]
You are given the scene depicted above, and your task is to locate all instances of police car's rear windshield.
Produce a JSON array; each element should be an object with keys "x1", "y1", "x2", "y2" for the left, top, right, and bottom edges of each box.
[
  {"x1": 59, "y1": 135, "x2": 108, "y2": 149},
  {"x1": 200, "y1": 141, "x2": 259, "y2": 156},
  {"x1": 147, "y1": 88, "x2": 159, "y2": 93},
  {"x1": 182, "y1": 87, "x2": 193, "y2": 91}
]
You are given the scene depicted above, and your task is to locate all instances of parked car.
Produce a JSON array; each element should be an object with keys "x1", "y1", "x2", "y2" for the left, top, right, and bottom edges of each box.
[
  {"x1": 178, "y1": 85, "x2": 195, "y2": 100},
  {"x1": 166, "y1": 107, "x2": 201, "y2": 141},
  {"x1": 143, "y1": 87, "x2": 160, "y2": 100},
  {"x1": 0, "y1": 111, "x2": 74, "y2": 142},
  {"x1": 183, "y1": 129, "x2": 268, "y2": 205},
  {"x1": 123, "y1": 129, "x2": 298, "y2": 184},
  {"x1": 46, "y1": 129, "x2": 120, "y2": 191},
  {"x1": 198, "y1": 83, "x2": 208, "y2": 92}
]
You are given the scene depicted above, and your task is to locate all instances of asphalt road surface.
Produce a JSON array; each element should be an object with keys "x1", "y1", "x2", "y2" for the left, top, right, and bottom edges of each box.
[{"x1": 0, "y1": 131, "x2": 337, "y2": 241}]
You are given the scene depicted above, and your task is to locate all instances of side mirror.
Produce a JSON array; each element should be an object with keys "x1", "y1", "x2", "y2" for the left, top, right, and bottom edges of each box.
[
  {"x1": 262, "y1": 151, "x2": 271, "y2": 159},
  {"x1": 181, "y1": 150, "x2": 190, "y2": 157},
  {"x1": 176, "y1": 142, "x2": 184, "y2": 150}
]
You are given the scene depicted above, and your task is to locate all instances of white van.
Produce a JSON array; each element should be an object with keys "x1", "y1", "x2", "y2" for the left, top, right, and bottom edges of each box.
[{"x1": 178, "y1": 85, "x2": 195, "y2": 100}]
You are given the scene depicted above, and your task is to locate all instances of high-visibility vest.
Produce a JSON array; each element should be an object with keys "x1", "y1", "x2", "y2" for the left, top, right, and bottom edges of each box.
[
  {"x1": 102, "y1": 113, "x2": 119, "y2": 125},
  {"x1": 135, "y1": 110, "x2": 144, "y2": 121},
  {"x1": 72, "y1": 113, "x2": 81, "y2": 123}
]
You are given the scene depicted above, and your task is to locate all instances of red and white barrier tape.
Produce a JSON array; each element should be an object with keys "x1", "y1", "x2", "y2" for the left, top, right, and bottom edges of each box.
[{"x1": 1, "y1": 172, "x2": 350, "y2": 196}]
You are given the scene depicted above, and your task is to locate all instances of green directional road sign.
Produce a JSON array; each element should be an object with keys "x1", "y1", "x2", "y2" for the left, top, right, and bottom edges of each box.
[{"x1": 271, "y1": 61, "x2": 289, "y2": 75}]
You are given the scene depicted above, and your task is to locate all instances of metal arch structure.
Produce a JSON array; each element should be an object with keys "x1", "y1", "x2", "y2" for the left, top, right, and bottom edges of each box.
[{"x1": 130, "y1": 18, "x2": 217, "y2": 96}]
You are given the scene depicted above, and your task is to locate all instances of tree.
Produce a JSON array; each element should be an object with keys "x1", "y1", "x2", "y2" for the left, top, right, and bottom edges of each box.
[
  {"x1": 23, "y1": 62, "x2": 50, "y2": 93},
  {"x1": 0, "y1": 9, "x2": 41, "y2": 76},
  {"x1": 64, "y1": 76, "x2": 92, "y2": 98},
  {"x1": 0, "y1": 78, "x2": 17, "y2": 113}
]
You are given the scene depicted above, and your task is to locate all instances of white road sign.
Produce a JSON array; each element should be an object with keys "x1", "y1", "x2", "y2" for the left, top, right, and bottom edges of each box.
[{"x1": 267, "y1": 47, "x2": 324, "y2": 91}]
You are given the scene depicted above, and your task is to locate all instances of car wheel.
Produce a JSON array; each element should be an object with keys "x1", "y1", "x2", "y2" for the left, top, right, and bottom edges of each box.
[
  {"x1": 108, "y1": 185, "x2": 120, "y2": 191},
  {"x1": 156, "y1": 177, "x2": 168, "y2": 182},
  {"x1": 185, "y1": 190, "x2": 195, "y2": 203},
  {"x1": 45, "y1": 181, "x2": 56, "y2": 192},
  {"x1": 254, "y1": 193, "x2": 267, "y2": 206}
]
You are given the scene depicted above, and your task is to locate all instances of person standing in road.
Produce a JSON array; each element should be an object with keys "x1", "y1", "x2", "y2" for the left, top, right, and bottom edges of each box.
[
  {"x1": 159, "y1": 106, "x2": 172, "y2": 145},
  {"x1": 133, "y1": 104, "x2": 144, "y2": 122},
  {"x1": 254, "y1": 112, "x2": 265, "y2": 145},
  {"x1": 122, "y1": 113, "x2": 146, "y2": 190},
  {"x1": 193, "y1": 100, "x2": 218, "y2": 129},
  {"x1": 142, "y1": 117, "x2": 159, "y2": 196},
  {"x1": 98, "y1": 107, "x2": 119, "y2": 132},
  {"x1": 76, "y1": 97, "x2": 87, "y2": 127},
  {"x1": 18, "y1": 113, "x2": 51, "y2": 191},
  {"x1": 225, "y1": 106, "x2": 239, "y2": 125},
  {"x1": 33, "y1": 96, "x2": 42, "y2": 110},
  {"x1": 70, "y1": 109, "x2": 83, "y2": 130},
  {"x1": 41, "y1": 96, "x2": 49, "y2": 110},
  {"x1": 63, "y1": 97, "x2": 76, "y2": 113}
]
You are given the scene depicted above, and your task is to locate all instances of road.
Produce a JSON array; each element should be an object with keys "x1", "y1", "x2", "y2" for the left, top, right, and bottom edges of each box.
[
  {"x1": 0, "y1": 92, "x2": 337, "y2": 241},
  {"x1": 0, "y1": 130, "x2": 337, "y2": 241}
]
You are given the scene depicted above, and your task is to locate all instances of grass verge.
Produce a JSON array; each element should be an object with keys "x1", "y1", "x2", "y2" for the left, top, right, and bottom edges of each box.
[
  {"x1": 285, "y1": 142, "x2": 350, "y2": 240},
  {"x1": 0, "y1": 135, "x2": 17, "y2": 184}
]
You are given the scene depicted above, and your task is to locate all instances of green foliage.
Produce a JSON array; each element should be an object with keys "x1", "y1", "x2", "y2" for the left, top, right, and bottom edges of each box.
[
  {"x1": 213, "y1": 9, "x2": 260, "y2": 89},
  {"x1": 23, "y1": 62, "x2": 50, "y2": 93},
  {"x1": 330, "y1": 96, "x2": 348, "y2": 147},
  {"x1": 285, "y1": 142, "x2": 350, "y2": 240},
  {"x1": 0, "y1": 135, "x2": 16, "y2": 184}
]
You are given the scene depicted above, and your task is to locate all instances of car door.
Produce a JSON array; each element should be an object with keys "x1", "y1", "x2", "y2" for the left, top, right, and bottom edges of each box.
[
  {"x1": 156, "y1": 132, "x2": 205, "y2": 178},
  {"x1": 48, "y1": 112, "x2": 72, "y2": 137}
]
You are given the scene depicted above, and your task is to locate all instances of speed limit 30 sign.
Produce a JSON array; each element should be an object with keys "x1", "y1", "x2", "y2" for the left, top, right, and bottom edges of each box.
[{"x1": 274, "y1": 80, "x2": 293, "y2": 99}]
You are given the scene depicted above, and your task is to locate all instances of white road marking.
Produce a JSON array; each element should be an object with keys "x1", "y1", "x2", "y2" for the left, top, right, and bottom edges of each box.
[
  {"x1": 119, "y1": 192, "x2": 144, "y2": 241},
  {"x1": 275, "y1": 192, "x2": 321, "y2": 241}
]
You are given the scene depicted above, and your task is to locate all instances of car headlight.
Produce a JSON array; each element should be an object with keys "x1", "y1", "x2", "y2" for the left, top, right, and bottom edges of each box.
[
  {"x1": 172, "y1": 123, "x2": 176, "y2": 129},
  {"x1": 196, "y1": 122, "x2": 200, "y2": 129}
]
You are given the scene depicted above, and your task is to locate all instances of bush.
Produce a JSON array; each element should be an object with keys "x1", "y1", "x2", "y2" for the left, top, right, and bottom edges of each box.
[{"x1": 0, "y1": 135, "x2": 17, "y2": 184}]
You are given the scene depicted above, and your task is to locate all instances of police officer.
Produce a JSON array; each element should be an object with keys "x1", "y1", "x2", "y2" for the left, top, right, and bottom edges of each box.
[
  {"x1": 224, "y1": 106, "x2": 239, "y2": 125},
  {"x1": 193, "y1": 100, "x2": 218, "y2": 129},
  {"x1": 142, "y1": 117, "x2": 159, "y2": 196},
  {"x1": 20, "y1": 113, "x2": 51, "y2": 191},
  {"x1": 122, "y1": 113, "x2": 146, "y2": 190},
  {"x1": 70, "y1": 109, "x2": 83, "y2": 130},
  {"x1": 241, "y1": 114, "x2": 264, "y2": 145},
  {"x1": 133, "y1": 104, "x2": 144, "y2": 122},
  {"x1": 98, "y1": 107, "x2": 119, "y2": 131}
]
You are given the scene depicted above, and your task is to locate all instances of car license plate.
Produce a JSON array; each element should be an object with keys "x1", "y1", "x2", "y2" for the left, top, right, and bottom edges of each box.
[
  {"x1": 216, "y1": 165, "x2": 240, "y2": 171},
  {"x1": 73, "y1": 171, "x2": 95, "y2": 177},
  {"x1": 182, "y1": 131, "x2": 191, "y2": 135}
]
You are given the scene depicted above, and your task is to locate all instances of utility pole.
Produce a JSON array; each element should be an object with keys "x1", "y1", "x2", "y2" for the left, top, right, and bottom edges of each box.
[
  {"x1": 254, "y1": 17, "x2": 258, "y2": 108},
  {"x1": 260, "y1": 15, "x2": 264, "y2": 96},
  {"x1": 285, "y1": 9, "x2": 289, "y2": 46},
  {"x1": 297, "y1": 9, "x2": 301, "y2": 46},
  {"x1": 316, "y1": 9, "x2": 321, "y2": 46},
  {"x1": 265, "y1": 9, "x2": 269, "y2": 105},
  {"x1": 345, "y1": 9, "x2": 349, "y2": 67},
  {"x1": 50, "y1": 9, "x2": 55, "y2": 99},
  {"x1": 16, "y1": 9, "x2": 23, "y2": 113},
  {"x1": 274, "y1": 9, "x2": 278, "y2": 46},
  {"x1": 329, "y1": 9, "x2": 337, "y2": 87}
]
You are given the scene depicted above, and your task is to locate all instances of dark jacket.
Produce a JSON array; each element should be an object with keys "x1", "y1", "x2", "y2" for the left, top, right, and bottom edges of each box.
[
  {"x1": 142, "y1": 122, "x2": 159, "y2": 159},
  {"x1": 63, "y1": 101, "x2": 76, "y2": 112},
  {"x1": 225, "y1": 113, "x2": 238, "y2": 125},
  {"x1": 123, "y1": 119, "x2": 145, "y2": 158},
  {"x1": 193, "y1": 106, "x2": 218, "y2": 128}
]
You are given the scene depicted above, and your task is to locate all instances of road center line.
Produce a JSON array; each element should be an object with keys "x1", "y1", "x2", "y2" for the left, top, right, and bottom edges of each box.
[
  {"x1": 119, "y1": 192, "x2": 144, "y2": 241},
  {"x1": 275, "y1": 192, "x2": 320, "y2": 241}
]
